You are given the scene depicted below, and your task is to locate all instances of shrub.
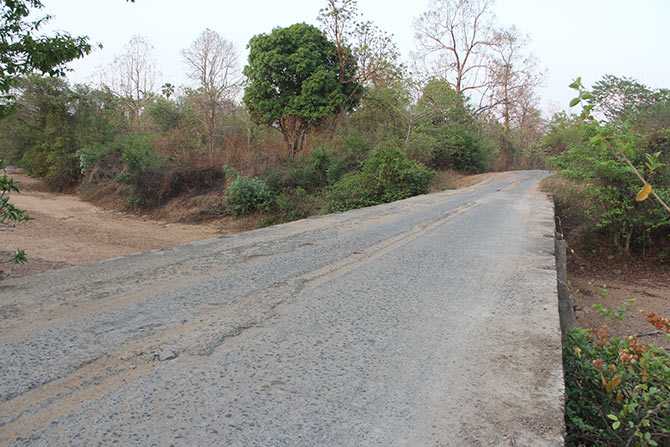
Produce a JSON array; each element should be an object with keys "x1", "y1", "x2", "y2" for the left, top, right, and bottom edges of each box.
[
  {"x1": 550, "y1": 123, "x2": 670, "y2": 254},
  {"x1": 275, "y1": 187, "x2": 322, "y2": 222},
  {"x1": 328, "y1": 147, "x2": 434, "y2": 212},
  {"x1": 79, "y1": 142, "x2": 113, "y2": 173},
  {"x1": 564, "y1": 328, "x2": 670, "y2": 447},
  {"x1": 225, "y1": 176, "x2": 275, "y2": 216},
  {"x1": 431, "y1": 125, "x2": 493, "y2": 173},
  {"x1": 118, "y1": 134, "x2": 163, "y2": 182},
  {"x1": 405, "y1": 132, "x2": 438, "y2": 166}
]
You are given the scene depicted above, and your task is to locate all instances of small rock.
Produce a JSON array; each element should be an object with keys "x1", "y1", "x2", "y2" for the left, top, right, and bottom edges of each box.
[{"x1": 157, "y1": 349, "x2": 178, "y2": 362}]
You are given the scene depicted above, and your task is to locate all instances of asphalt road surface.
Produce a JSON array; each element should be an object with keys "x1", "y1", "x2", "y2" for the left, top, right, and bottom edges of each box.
[{"x1": 0, "y1": 170, "x2": 565, "y2": 446}]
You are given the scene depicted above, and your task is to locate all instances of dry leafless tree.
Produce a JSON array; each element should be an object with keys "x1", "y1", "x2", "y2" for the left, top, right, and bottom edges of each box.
[
  {"x1": 414, "y1": 0, "x2": 496, "y2": 97},
  {"x1": 107, "y1": 35, "x2": 158, "y2": 128},
  {"x1": 182, "y1": 29, "x2": 241, "y2": 159}
]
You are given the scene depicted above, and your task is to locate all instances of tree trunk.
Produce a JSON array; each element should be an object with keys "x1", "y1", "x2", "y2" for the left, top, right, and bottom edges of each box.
[{"x1": 279, "y1": 116, "x2": 308, "y2": 159}]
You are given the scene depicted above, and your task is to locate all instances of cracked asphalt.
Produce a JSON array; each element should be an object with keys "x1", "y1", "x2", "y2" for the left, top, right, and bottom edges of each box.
[{"x1": 0, "y1": 170, "x2": 565, "y2": 446}]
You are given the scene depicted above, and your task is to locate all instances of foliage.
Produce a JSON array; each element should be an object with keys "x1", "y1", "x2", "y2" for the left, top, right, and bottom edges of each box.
[
  {"x1": 327, "y1": 146, "x2": 434, "y2": 212},
  {"x1": 564, "y1": 328, "x2": 670, "y2": 447},
  {"x1": 118, "y1": 134, "x2": 162, "y2": 179},
  {"x1": 549, "y1": 76, "x2": 670, "y2": 254},
  {"x1": 541, "y1": 112, "x2": 589, "y2": 156},
  {"x1": 349, "y1": 81, "x2": 410, "y2": 144},
  {"x1": 0, "y1": 0, "x2": 92, "y2": 113},
  {"x1": 275, "y1": 187, "x2": 323, "y2": 222},
  {"x1": 0, "y1": 161, "x2": 29, "y2": 267},
  {"x1": 430, "y1": 124, "x2": 493, "y2": 172},
  {"x1": 0, "y1": 76, "x2": 126, "y2": 190},
  {"x1": 146, "y1": 97, "x2": 183, "y2": 132},
  {"x1": 0, "y1": 166, "x2": 28, "y2": 226},
  {"x1": 593, "y1": 298, "x2": 636, "y2": 322},
  {"x1": 409, "y1": 79, "x2": 495, "y2": 172},
  {"x1": 264, "y1": 146, "x2": 334, "y2": 193},
  {"x1": 317, "y1": 0, "x2": 403, "y2": 86},
  {"x1": 225, "y1": 176, "x2": 275, "y2": 216},
  {"x1": 243, "y1": 23, "x2": 361, "y2": 157},
  {"x1": 591, "y1": 75, "x2": 670, "y2": 123}
]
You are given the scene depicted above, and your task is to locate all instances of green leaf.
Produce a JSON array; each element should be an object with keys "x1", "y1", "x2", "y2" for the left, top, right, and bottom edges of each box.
[
  {"x1": 612, "y1": 421, "x2": 621, "y2": 430},
  {"x1": 569, "y1": 97, "x2": 581, "y2": 107},
  {"x1": 569, "y1": 77, "x2": 582, "y2": 89}
]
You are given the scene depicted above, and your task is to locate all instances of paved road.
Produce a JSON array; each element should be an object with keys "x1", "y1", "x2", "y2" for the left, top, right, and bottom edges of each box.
[{"x1": 0, "y1": 171, "x2": 564, "y2": 446}]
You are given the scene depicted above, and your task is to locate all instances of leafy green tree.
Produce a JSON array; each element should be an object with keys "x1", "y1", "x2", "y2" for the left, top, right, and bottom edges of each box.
[
  {"x1": 0, "y1": 76, "x2": 127, "y2": 189},
  {"x1": 410, "y1": 79, "x2": 494, "y2": 172},
  {"x1": 0, "y1": 0, "x2": 92, "y2": 113},
  {"x1": 243, "y1": 23, "x2": 361, "y2": 158},
  {"x1": 350, "y1": 80, "x2": 411, "y2": 145},
  {"x1": 591, "y1": 75, "x2": 670, "y2": 123}
]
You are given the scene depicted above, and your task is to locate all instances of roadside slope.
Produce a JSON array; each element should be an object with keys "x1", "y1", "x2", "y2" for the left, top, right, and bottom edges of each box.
[{"x1": 3, "y1": 174, "x2": 218, "y2": 273}]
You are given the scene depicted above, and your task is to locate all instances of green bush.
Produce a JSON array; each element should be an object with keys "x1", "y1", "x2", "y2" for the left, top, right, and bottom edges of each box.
[
  {"x1": 431, "y1": 125, "x2": 493, "y2": 173},
  {"x1": 79, "y1": 142, "x2": 113, "y2": 173},
  {"x1": 118, "y1": 134, "x2": 163, "y2": 181},
  {"x1": 550, "y1": 122, "x2": 670, "y2": 254},
  {"x1": 328, "y1": 147, "x2": 434, "y2": 212},
  {"x1": 275, "y1": 187, "x2": 322, "y2": 222},
  {"x1": 405, "y1": 132, "x2": 437, "y2": 166},
  {"x1": 564, "y1": 328, "x2": 670, "y2": 446},
  {"x1": 226, "y1": 176, "x2": 275, "y2": 216}
]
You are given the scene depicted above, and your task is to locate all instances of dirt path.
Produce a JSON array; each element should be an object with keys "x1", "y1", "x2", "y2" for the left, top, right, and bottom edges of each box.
[{"x1": 2, "y1": 174, "x2": 220, "y2": 277}]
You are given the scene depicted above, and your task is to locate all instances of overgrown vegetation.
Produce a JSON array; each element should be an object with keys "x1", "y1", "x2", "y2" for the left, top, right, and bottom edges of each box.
[
  {"x1": 564, "y1": 327, "x2": 670, "y2": 446},
  {"x1": 545, "y1": 76, "x2": 670, "y2": 258},
  {"x1": 0, "y1": 0, "x2": 547, "y2": 229},
  {"x1": 327, "y1": 147, "x2": 434, "y2": 212},
  {"x1": 0, "y1": 162, "x2": 28, "y2": 267},
  {"x1": 546, "y1": 76, "x2": 670, "y2": 446}
]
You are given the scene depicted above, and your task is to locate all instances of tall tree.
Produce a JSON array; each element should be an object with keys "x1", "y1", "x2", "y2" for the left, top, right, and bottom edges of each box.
[
  {"x1": 485, "y1": 27, "x2": 541, "y2": 166},
  {"x1": 591, "y1": 75, "x2": 670, "y2": 122},
  {"x1": 0, "y1": 0, "x2": 92, "y2": 113},
  {"x1": 414, "y1": 0, "x2": 496, "y2": 96},
  {"x1": 106, "y1": 36, "x2": 157, "y2": 128},
  {"x1": 318, "y1": 0, "x2": 401, "y2": 87},
  {"x1": 182, "y1": 29, "x2": 240, "y2": 159},
  {"x1": 243, "y1": 23, "x2": 360, "y2": 158}
]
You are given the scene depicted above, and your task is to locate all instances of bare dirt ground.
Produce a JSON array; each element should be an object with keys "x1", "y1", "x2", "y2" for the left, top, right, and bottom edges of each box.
[
  {"x1": 569, "y1": 258, "x2": 670, "y2": 349},
  {"x1": 2, "y1": 174, "x2": 220, "y2": 277}
]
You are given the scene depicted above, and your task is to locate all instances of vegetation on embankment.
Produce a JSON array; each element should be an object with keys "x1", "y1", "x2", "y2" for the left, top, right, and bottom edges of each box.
[
  {"x1": 0, "y1": 0, "x2": 550, "y2": 230},
  {"x1": 539, "y1": 76, "x2": 670, "y2": 446},
  {"x1": 563, "y1": 327, "x2": 670, "y2": 447}
]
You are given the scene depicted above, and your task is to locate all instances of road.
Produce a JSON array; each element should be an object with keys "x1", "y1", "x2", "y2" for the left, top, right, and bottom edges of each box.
[{"x1": 0, "y1": 170, "x2": 564, "y2": 446}]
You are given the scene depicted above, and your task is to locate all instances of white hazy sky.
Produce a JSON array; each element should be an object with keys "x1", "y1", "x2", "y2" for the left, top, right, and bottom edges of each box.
[{"x1": 42, "y1": 0, "x2": 670, "y2": 116}]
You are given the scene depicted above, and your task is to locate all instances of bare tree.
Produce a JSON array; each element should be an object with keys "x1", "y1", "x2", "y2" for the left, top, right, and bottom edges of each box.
[
  {"x1": 107, "y1": 36, "x2": 157, "y2": 128},
  {"x1": 488, "y1": 28, "x2": 541, "y2": 129},
  {"x1": 486, "y1": 27, "x2": 542, "y2": 167},
  {"x1": 414, "y1": 0, "x2": 496, "y2": 96},
  {"x1": 182, "y1": 29, "x2": 240, "y2": 159},
  {"x1": 318, "y1": 0, "x2": 401, "y2": 87}
]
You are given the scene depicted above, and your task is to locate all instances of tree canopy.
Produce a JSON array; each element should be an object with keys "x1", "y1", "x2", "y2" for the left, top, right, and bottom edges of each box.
[
  {"x1": 243, "y1": 23, "x2": 361, "y2": 157},
  {"x1": 0, "y1": 0, "x2": 92, "y2": 112}
]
